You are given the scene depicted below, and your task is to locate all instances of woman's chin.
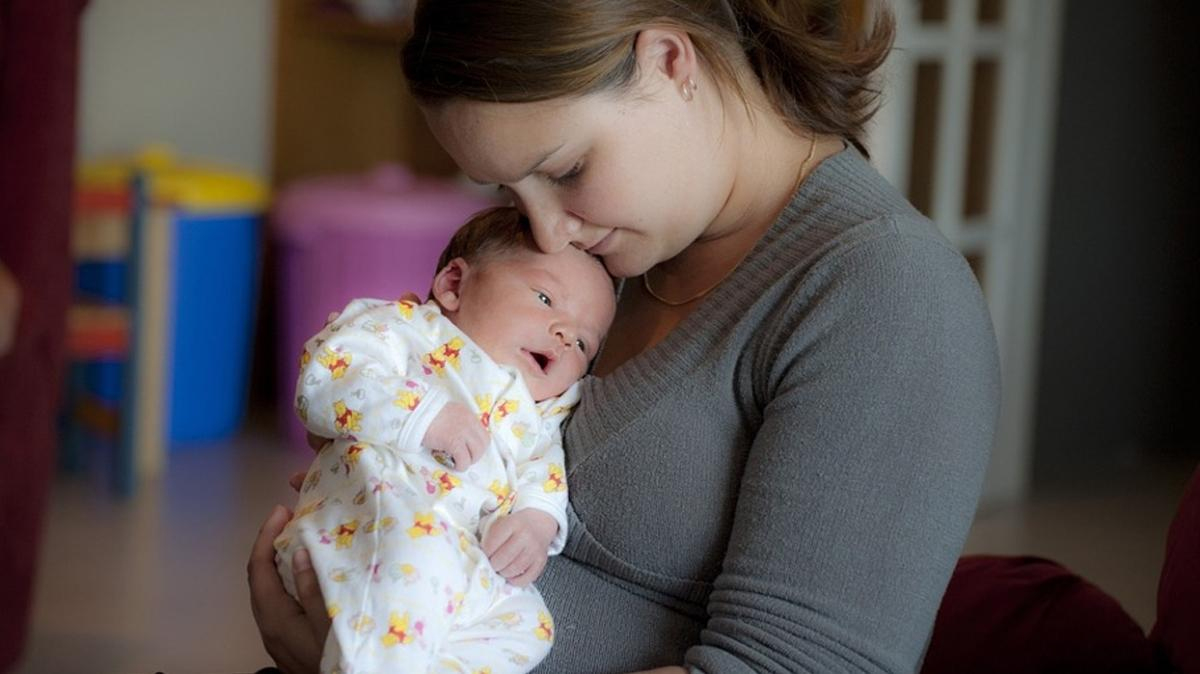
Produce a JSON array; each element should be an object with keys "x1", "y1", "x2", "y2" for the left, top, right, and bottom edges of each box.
[{"x1": 599, "y1": 254, "x2": 647, "y2": 280}]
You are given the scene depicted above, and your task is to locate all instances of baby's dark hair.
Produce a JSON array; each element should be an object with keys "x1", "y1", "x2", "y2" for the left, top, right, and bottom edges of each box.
[
  {"x1": 435, "y1": 206, "x2": 538, "y2": 273},
  {"x1": 431, "y1": 206, "x2": 614, "y2": 301}
]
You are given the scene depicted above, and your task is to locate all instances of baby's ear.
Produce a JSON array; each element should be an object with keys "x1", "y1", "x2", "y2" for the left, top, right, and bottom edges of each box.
[{"x1": 431, "y1": 258, "x2": 469, "y2": 312}]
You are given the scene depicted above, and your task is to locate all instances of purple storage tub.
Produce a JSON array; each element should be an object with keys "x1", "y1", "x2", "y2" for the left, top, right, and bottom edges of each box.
[{"x1": 272, "y1": 164, "x2": 497, "y2": 451}]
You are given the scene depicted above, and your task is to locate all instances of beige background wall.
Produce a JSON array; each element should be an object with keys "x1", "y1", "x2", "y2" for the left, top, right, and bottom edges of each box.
[{"x1": 77, "y1": 0, "x2": 273, "y2": 176}]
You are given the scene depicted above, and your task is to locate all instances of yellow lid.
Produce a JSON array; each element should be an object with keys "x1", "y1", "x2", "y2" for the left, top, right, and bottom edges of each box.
[
  {"x1": 78, "y1": 159, "x2": 135, "y2": 191},
  {"x1": 77, "y1": 144, "x2": 269, "y2": 212},
  {"x1": 148, "y1": 166, "x2": 269, "y2": 212}
]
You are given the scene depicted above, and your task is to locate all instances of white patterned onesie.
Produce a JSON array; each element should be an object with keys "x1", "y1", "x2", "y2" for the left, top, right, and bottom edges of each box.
[{"x1": 275, "y1": 298, "x2": 574, "y2": 674}]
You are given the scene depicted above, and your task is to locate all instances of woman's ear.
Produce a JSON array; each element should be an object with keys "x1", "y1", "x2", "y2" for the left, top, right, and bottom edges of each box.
[
  {"x1": 633, "y1": 27, "x2": 700, "y2": 99},
  {"x1": 431, "y1": 257, "x2": 469, "y2": 312}
]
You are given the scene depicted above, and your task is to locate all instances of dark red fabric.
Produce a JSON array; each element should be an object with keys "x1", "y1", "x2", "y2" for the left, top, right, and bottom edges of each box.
[
  {"x1": 0, "y1": 0, "x2": 85, "y2": 669},
  {"x1": 922, "y1": 555, "x2": 1156, "y2": 674},
  {"x1": 1151, "y1": 466, "x2": 1200, "y2": 673}
]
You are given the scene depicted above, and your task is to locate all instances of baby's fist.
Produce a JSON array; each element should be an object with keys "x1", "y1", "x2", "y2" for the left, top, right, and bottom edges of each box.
[
  {"x1": 481, "y1": 509, "x2": 559, "y2": 587},
  {"x1": 423, "y1": 402, "x2": 489, "y2": 470}
]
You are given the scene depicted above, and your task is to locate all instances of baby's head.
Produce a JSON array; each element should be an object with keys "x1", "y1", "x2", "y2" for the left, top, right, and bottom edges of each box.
[{"x1": 430, "y1": 207, "x2": 616, "y2": 401}]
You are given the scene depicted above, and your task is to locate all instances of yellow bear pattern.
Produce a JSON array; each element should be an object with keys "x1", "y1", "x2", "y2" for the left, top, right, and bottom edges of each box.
[
  {"x1": 318, "y1": 346, "x2": 353, "y2": 380},
  {"x1": 332, "y1": 400, "x2": 362, "y2": 433},
  {"x1": 395, "y1": 388, "x2": 422, "y2": 411},
  {"x1": 432, "y1": 470, "x2": 461, "y2": 496},
  {"x1": 407, "y1": 512, "x2": 441, "y2": 539},
  {"x1": 488, "y1": 480, "x2": 515, "y2": 515},
  {"x1": 382, "y1": 611, "x2": 416, "y2": 647},
  {"x1": 534, "y1": 612, "x2": 554, "y2": 642},
  {"x1": 475, "y1": 394, "x2": 493, "y2": 427},
  {"x1": 331, "y1": 520, "x2": 358, "y2": 549},
  {"x1": 421, "y1": 337, "x2": 464, "y2": 377},
  {"x1": 340, "y1": 443, "x2": 365, "y2": 475},
  {"x1": 543, "y1": 464, "x2": 566, "y2": 493}
]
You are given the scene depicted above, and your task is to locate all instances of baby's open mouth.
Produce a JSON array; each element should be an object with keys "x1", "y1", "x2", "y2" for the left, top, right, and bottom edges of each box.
[{"x1": 527, "y1": 350, "x2": 552, "y2": 373}]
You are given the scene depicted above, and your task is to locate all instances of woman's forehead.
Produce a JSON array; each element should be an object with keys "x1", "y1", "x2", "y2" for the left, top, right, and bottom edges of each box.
[{"x1": 424, "y1": 98, "x2": 595, "y2": 182}]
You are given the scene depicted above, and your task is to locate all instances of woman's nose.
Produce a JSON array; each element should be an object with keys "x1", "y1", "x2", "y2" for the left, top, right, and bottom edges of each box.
[{"x1": 524, "y1": 198, "x2": 582, "y2": 253}]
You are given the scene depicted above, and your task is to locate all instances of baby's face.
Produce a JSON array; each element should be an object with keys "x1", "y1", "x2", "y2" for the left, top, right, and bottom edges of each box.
[{"x1": 447, "y1": 246, "x2": 615, "y2": 401}]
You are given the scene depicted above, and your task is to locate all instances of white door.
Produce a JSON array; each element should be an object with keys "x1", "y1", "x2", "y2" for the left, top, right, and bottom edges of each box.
[{"x1": 867, "y1": 0, "x2": 1065, "y2": 508}]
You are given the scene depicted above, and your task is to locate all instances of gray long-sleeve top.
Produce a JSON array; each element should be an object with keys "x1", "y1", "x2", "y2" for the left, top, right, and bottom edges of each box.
[{"x1": 532, "y1": 146, "x2": 1001, "y2": 673}]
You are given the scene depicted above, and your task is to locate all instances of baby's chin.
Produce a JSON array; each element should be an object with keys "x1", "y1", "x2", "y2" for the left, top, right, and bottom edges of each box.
[{"x1": 528, "y1": 382, "x2": 569, "y2": 403}]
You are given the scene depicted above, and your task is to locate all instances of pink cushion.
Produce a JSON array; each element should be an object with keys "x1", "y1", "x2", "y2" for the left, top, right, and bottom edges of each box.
[
  {"x1": 1151, "y1": 465, "x2": 1200, "y2": 673},
  {"x1": 922, "y1": 555, "x2": 1155, "y2": 674}
]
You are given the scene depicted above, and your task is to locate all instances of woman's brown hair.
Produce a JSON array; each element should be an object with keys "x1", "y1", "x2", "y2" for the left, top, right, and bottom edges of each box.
[{"x1": 401, "y1": 0, "x2": 894, "y2": 154}]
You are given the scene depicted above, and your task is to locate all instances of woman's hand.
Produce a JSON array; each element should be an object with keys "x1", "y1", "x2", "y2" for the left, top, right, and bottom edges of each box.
[
  {"x1": 0, "y1": 262, "x2": 20, "y2": 357},
  {"x1": 247, "y1": 505, "x2": 330, "y2": 674}
]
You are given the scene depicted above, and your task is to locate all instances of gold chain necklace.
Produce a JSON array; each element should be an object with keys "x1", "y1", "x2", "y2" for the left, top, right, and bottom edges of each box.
[{"x1": 642, "y1": 135, "x2": 818, "y2": 307}]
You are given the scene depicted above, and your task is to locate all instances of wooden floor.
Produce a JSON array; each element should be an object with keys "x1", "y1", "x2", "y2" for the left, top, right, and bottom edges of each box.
[{"x1": 13, "y1": 415, "x2": 1195, "y2": 673}]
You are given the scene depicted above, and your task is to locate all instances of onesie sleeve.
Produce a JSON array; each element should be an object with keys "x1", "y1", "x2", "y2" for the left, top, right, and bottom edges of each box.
[
  {"x1": 508, "y1": 383, "x2": 582, "y2": 555},
  {"x1": 295, "y1": 298, "x2": 450, "y2": 452},
  {"x1": 684, "y1": 229, "x2": 1001, "y2": 673}
]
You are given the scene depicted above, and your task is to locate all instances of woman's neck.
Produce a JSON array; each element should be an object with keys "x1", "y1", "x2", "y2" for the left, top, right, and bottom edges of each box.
[{"x1": 652, "y1": 106, "x2": 838, "y2": 291}]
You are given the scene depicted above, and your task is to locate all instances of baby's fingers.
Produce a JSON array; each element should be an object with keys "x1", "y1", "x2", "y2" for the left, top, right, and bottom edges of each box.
[
  {"x1": 508, "y1": 555, "x2": 546, "y2": 588},
  {"x1": 447, "y1": 443, "x2": 473, "y2": 472},
  {"x1": 490, "y1": 539, "x2": 534, "y2": 578},
  {"x1": 466, "y1": 430, "x2": 490, "y2": 465}
]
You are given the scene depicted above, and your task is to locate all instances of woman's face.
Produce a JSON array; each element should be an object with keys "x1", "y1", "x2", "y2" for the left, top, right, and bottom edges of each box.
[{"x1": 423, "y1": 86, "x2": 735, "y2": 278}]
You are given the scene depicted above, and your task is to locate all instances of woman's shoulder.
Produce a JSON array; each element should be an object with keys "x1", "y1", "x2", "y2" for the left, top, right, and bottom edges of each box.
[
  {"x1": 743, "y1": 146, "x2": 966, "y2": 304},
  {"x1": 772, "y1": 146, "x2": 945, "y2": 255}
]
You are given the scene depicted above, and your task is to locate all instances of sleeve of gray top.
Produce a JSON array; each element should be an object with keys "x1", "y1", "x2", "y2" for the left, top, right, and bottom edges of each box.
[{"x1": 685, "y1": 225, "x2": 1002, "y2": 673}]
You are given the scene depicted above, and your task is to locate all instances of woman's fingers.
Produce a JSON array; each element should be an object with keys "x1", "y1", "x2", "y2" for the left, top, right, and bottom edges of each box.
[
  {"x1": 248, "y1": 504, "x2": 292, "y2": 607},
  {"x1": 288, "y1": 471, "x2": 307, "y2": 493},
  {"x1": 306, "y1": 431, "x2": 329, "y2": 453},
  {"x1": 247, "y1": 505, "x2": 322, "y2": 674},
  {"x1": 292, "y1": 548, "x2": 332, "y2": 644}
]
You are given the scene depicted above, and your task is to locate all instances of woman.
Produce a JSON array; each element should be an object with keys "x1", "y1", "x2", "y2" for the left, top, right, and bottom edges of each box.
[{"x1": 248, "y1": 1, "x2": 1001, "y2": 672}]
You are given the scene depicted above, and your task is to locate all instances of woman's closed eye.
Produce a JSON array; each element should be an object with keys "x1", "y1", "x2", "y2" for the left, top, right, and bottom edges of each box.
[{"x1": 548, "y1": 160, "x2": 584, "y2": 187}]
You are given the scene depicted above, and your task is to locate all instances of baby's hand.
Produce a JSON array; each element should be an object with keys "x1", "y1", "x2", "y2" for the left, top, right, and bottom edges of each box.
[
  {"x1": 481, "y1": 509, "x2": 559, "y2": 587},
  {"x1": 423, "y1": 402, "x2": 489, "y2": 470}
]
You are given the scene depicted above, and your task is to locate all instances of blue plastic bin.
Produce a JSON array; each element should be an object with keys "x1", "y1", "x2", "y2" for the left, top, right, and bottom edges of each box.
[{"x1": 167, "y1": 209, "x2": 261, "y2": 442}]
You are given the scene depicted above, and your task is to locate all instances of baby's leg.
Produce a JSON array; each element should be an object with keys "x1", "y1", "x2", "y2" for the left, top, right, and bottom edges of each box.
[
  {"x1": 431, "y1": 569, "x2": 555, "y2": 674},
  {"x1": 276, "y1": 439, "x2": 473, "y2": 673}
]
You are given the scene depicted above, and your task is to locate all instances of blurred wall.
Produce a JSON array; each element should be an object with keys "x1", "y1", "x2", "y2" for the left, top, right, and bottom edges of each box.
[
  {"x1": 77, "y1": 0, "x2": 272, "y2": 175},
  {"x1": 1035, "y1": 0, "x2": 1200, "y2": 481}
]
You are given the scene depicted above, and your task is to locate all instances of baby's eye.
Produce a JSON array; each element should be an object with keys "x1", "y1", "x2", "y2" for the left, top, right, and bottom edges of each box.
[
  {"x1": 536, "y1": 291, "x2": 552, "y2": 306},
  {"x1": 575, "y1": 338, "x2": 586, "y2": 352}
]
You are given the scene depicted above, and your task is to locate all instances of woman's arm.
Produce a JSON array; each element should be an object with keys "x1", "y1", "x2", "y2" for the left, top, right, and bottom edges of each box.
[{"x1": 685, "y1": 233, "x2": 1000, "y2": 672}]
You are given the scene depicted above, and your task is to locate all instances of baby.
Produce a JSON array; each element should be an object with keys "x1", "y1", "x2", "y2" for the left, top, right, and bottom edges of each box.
[{"x1": 274, "y1": 207, "x2": 615, "y2": 674}]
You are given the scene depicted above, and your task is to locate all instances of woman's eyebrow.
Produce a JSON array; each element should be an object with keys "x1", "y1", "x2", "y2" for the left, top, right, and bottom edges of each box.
[
  {"x1": 515, "y1": 143, "x2": 565, "y2": 181},
  {"x1": 464, "y1": 142, "x2": 564, "y2": 186}
]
